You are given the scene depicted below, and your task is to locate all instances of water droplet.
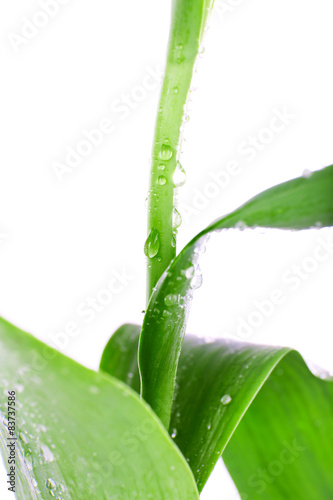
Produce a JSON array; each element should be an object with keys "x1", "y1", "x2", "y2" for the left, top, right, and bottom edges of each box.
[
  {"x1": 199, "y1": 45, "x2": 205, "y2": 56},
  {"x1": 173, "y1": 161, "x2": 186, "y2": 187},
  {"x1": 207, "y1": 423, "x2": 211, "y2": 430},
  {"x1": 25, "y1": 454, "x2": 33, "y2": 471},
  {"x1": 235, "y1": 221, "x2": 247, "y2": 231},
  {"x1": 177, "y1": 43, "x2": 183, "y2": 50},
  {"x1": 190, "y1": 265, "x2": 203, "y2": 290},
  {"x1": 182, "y1": 114, "x2": 190, "y2": 123},
  {"x1": 46, "y1": 478, "x2": 57, "y2": 492},
  {"x1": 173, "y1": 208, "x2": 182, "y2": 228},
  {"x1": 32, "y1": 478, "x2": 38, "y2": 488},
  {"x1": 221, "y1": 394, "x2": 232, "y2": 405},
  {"x1": 144, "y1": 229, "x2": 160, "y2": 258},
  {"x1": 171, "y1": 233, "x2": 177, "y2": 247},
  {"x1": 303, "y1": 169, "x2": 312, "y2": 178},
  {"x1": 89, "y1": 385, "x2": 99, "y2": 394},
  {"x1": 19, "y1": 431, "x2": 28, "y2": 445},
  {"x1": 164, "y1": 294, "x2": 179, "y2": 307},
  {"x1": 157, "y1": 175, "x2": 167, "y2": 186},
  {"x1": 158, "y1": 164, "x2": 165, "y2": 170},
  {"x1": 183, "y1": 266, "x2": 195, "y2": 279},
  {"x1": 173, "y1": 87, "x2": 179, "y2": 94},
  {"x1": 171, "y1": 429, "x2": 177, "y2": 438},
  {"x1": 128, "y1": 372, "x2": 134, "y2": 379},
  {"x1": 159, "y1": 144, "x2": 173, "y2": 161},
  {"x1": 40, "y1": 443, "x2": 54, "y2": 463}
]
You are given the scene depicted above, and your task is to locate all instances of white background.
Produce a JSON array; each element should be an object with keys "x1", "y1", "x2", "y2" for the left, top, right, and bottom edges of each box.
[{"x1": 0, "y1": 0, "x2": 333, "y2": 498}]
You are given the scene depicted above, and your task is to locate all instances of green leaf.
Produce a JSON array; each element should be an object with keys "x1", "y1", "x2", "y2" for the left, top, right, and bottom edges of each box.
[
  {"x1": 139, "y1": 164, "x2": 333, "y2": 428},
  {"x1": 0, "y1": 318, "x2": 199, "y2": 500},
  {"x1": 100, "y1": 323, "x2": 141, "y2": 394},
  {"x1": 100, "y1": 324, "x2": 333, "y2": 497}
]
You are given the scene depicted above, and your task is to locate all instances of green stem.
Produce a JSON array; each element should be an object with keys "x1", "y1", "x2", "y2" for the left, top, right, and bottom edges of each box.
[{"x1": 146, "y1": 0, "x2": 214, "y2": 302}]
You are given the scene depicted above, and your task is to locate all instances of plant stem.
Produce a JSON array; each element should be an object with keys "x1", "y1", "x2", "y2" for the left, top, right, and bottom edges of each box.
[{"x1": 146, "y1": 0, "x2": 214, "y2": 302}]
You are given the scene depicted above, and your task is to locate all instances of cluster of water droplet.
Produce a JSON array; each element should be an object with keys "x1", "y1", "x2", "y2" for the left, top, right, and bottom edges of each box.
[{"x1": 145, "y1": 36, "x2": 210, "y2": 260}]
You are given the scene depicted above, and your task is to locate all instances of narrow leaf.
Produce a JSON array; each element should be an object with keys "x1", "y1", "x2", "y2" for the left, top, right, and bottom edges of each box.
[{"x1": 139, "y1": 165, "x2": 333, "y2": 428}]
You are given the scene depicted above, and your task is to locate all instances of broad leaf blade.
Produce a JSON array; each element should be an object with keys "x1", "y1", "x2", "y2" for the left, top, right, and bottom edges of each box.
[
  {"x1": 139, "y1": 165, "x2": 333, "y2": 428},
  {"x1": 0, "y1": 318, "x2": 199, "y2": 500},
  {"x1": 100, "y1": 324, "x2": 333, "y2": 497},
  {"x1": 223, "y1": 353, "x2": 333, "y2": 499}
]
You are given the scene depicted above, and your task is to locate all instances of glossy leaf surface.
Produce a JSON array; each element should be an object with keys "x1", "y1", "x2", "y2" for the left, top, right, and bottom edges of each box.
[
  {"x1": 101, "y1": 324, "x2": 333, "y2": 497},
  {"x1": 139, "y1": 165, "x2": 333, "y2": 428},
  {"x1": 0, "y1": 319, "x2": 199, "y2": 499}
]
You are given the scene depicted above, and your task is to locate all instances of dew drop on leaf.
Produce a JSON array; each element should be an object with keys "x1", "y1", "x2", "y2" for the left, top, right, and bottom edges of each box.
[
  {"x1": 89, "y1": 385, "x2": 99, "y2": 395},
  {"x1": 164, "y1": 294, "x2": 178, "y2": 307},
  {"x1": 46, "y1": 478, "x2": 57, "y2": 492},
  {"x1": 158, "y1": 164, "x2": 165, "y2": 170},
  {"x1": 171, "y1": 429, "x2": 177, "y2": 438},
  {"x1": 144, "y1": 229, "x2": 160, "y2": 258},
  {"x1": 183, "y1": 266, "x2": 195, "y2": 280},
  {"x1": 157, "y1": 175, "x2": 167, "y2": 186},
  {"x1": 159, "y1": 143, "x2": 173, "y2": 161},
  {"x1": 173, "y1": 87, "x2": 179, "y2": 94},
  {"x1": 172, "y1": 208, "x2": 182, "y2": 229},
  {"x1": 40, "y1": 443, "x2": 55, "y2": 463},
  {"x1": 190, "y1": 265, "x2": 203, "y2": 290},
  {"x1": 221, "y1": 394, "x2": 232, "y2": 405},
  {"x1": 198, "y1": 45, "x2": 205, "y2": 57},
  {"x1": 19, "y1": 431, "x2": 28, "y2": 445},
  {"x1": 235, "y1": 221, "x2": 247, "y2": 231},
  {"x1": 302, "y1": 169, "x2": 312, "y2": 178},
  {"x1": 173, "y1": 161, "x2": 186, "y2": 187}
]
